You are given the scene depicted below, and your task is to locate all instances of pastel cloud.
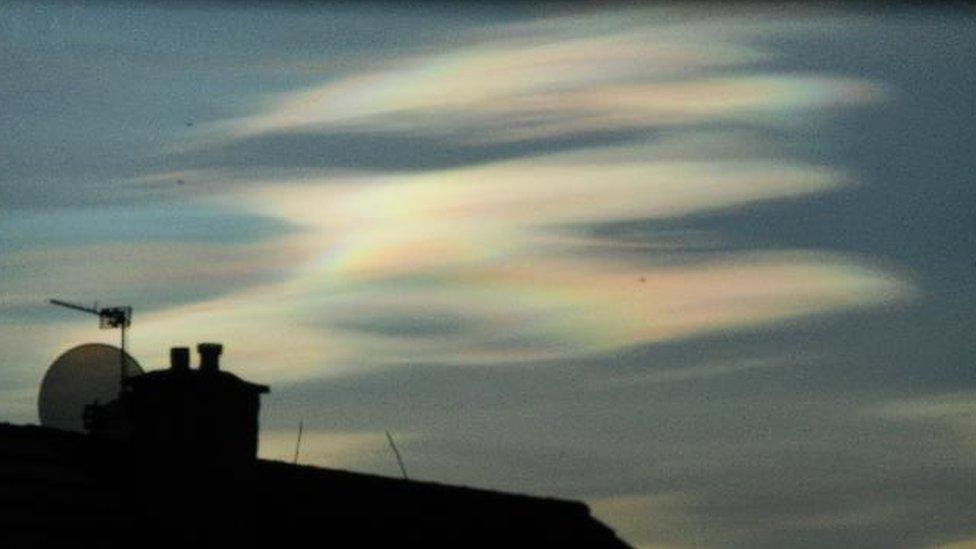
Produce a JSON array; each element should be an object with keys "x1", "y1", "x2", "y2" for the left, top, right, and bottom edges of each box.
[
  {"x1": 216, "y1": 16, "x2": 879, "y2": 143},
  {"x1": 252, "y1": 145, "x2": 844, "y2": 230},
  {"x1": 122, "y1": 140, "x2": 909, "y2": 376},
  {"x1": 116, "y1": 10, "x2": 908, "y2": 380}
]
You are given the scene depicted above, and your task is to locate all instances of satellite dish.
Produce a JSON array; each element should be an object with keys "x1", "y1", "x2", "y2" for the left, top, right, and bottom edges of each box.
[{"x1": 38, "y1": 343, "x2": 143, "y2": 432}]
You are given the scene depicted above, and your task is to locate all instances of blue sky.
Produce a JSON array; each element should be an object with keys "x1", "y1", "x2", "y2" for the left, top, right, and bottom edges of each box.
[{"x1": 2, "y1": 3, "x2": 975, "y2": 547}]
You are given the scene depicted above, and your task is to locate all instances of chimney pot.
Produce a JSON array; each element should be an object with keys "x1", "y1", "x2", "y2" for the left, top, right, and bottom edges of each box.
[
  {"x1": 170, "y1": 347, "x2": 190, "y2": 372},
  {"x1": 198, "y1": 343, "x2": 223, "y2": 372}
]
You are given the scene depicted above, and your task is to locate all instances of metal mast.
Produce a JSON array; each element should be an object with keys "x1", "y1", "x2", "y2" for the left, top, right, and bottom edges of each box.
[
  {"x1": 385, "y1": 430, "x2": 409, "y2": 480},
  {"x1": 49, "y1": 299, "x2": 133, "y2": 390}
]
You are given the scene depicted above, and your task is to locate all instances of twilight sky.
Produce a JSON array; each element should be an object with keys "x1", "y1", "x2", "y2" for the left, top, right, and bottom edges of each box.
[{"x1": 2, "y1": 3, "x2": 975, "y2": 547}]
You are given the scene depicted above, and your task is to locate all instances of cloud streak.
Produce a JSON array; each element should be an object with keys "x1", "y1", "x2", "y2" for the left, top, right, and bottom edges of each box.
[
  {"x1": 127, "y1": 140, "x2": 910, "y2": 374},
  {"x1": 216, "y1": 18, "x2": 879, "y2": 143},
  {"x1": 116, "y1": 9, "x2": 911, "y2": 379}
]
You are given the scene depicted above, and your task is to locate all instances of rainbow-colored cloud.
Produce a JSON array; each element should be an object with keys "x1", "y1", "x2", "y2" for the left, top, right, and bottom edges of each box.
[{"x1": 124, "y1": 9, "x2": 910, "y2": 378}]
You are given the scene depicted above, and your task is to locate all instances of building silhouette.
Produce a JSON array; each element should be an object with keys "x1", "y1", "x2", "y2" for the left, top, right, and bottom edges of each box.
[
  {"x1": 84, "y1": 343, "x2": 268, "y2": 465},
  {"x1": 2, "y1": 342, "x2": 630, "y2": 547}
]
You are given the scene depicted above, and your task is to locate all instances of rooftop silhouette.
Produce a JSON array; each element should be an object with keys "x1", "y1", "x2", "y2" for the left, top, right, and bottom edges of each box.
[
  {"x1": 85, "y1": 343, "x2": 269, "y2": 465},
  {"x1": 3, "y1": 342, "x2": 629, "y2": 547}
]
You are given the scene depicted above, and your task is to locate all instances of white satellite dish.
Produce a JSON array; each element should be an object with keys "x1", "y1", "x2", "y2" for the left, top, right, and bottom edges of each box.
[{"x1": 38, "y1": 343, "x2": 143, "y2": 432}]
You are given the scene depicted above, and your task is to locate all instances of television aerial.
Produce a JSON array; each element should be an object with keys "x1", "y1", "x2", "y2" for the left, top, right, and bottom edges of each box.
[
  {"x1": 49, "y1": 299, "x2": 132, "y2": 386},
  {"x1": 38, "y1": 343, "x2": 143, "y2": 432}
]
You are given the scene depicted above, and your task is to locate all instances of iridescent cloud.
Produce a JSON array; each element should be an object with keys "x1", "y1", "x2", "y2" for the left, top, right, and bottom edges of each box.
[
  {"x1": 121, "y1": 10, "x2": 909, "y2": 379},
  {"x1": 216, "y1": 12, "x2": 879, "y2": 143},
  {"x1": 120, "y1": 146, "x2": 909, "y2": 375}
]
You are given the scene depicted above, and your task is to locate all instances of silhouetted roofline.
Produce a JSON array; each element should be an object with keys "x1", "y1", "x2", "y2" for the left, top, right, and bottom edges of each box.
[{"x1": 125, "y1": 369, "x2": 270, "y2": 393}]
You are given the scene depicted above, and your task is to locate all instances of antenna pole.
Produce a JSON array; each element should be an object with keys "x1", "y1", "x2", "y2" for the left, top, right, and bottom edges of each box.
[
  {"x1": 293, "y1": 420, "x2": 304, "y2": 464},
  {"x1": 49, "y1": 299, "x2": 99, "y2": 315},
  {"x1": 49, "y1": 298, "x2": 133, "y2": 395},
  {"x1": 385, "y1": 430, "x2": 408, "y2": 480},
  {"x1": 119, "y1": 321, "x2": 127, "y2": 389}
]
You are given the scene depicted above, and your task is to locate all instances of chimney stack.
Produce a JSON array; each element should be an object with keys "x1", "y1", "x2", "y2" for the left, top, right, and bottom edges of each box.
[
  {"x1": 170, "y1": 347, "x2": 190, "y2": 372},
  {"x1": 198, "y1": 343, "x2": 223, "y2": 372}
]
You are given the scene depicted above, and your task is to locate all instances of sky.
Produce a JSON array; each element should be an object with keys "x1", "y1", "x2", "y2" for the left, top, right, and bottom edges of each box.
[{"x1": 2, "y1": 2, "x2": 975, "y2": 547}]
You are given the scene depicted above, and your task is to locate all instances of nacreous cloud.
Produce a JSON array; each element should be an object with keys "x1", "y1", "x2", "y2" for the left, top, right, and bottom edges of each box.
[
  {"x1": 193, "y1": 140, "x2": 909, "y2": 370},
  {"x1": 132, "y1": 10, "x2": 910, "y2": 379},
  {"x1": 215, "y1": 12, "x2": 879, "y2": 144}
]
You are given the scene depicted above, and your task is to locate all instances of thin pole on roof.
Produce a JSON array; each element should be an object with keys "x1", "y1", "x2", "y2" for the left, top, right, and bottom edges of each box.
[
  {"x1": 385, "y1": 430, "x2": 408, "y2": 480},
  {"x1": 49, "y1": 299, "x2": 132, "y2": 394},
  {"x1": 292, "y1": 420, "x2": 304, "y2": 464}
]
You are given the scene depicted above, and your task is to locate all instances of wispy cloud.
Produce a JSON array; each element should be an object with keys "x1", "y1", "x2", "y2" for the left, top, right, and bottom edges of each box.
[
  {"x1": 216, "y1": 16, "x2": 879, "y2": 143},
  {"x1": 867, "y1": 393, "x2": 976, "y2": 459},
  {"x1": 118, "y1": 10, "x2": 911, "y2": 378},
  {"x1": 123, "y1": 143, "x2": 909, "y2": 375}
]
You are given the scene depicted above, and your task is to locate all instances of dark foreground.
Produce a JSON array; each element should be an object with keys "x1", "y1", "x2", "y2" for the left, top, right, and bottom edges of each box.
[{"x1": 0, "y1": 423, "x2": 628, "y2": 547}]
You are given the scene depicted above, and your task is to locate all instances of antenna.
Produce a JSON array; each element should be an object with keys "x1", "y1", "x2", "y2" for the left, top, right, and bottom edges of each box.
[
  {"x1": 385, "y1": 430, "x2": 408, "y2": 480},
  {"x1": 49, "y1": 299, "x2": 133, "y2": 391},
  {"x1": 293, "y1": 420, "x2": 304, "y2": 464}
]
